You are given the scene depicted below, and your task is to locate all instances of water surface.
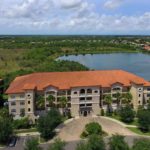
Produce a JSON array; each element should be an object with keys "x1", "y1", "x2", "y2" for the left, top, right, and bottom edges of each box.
[{"x1": 58, "y1": 53, "x2": 150, "y2": 80}]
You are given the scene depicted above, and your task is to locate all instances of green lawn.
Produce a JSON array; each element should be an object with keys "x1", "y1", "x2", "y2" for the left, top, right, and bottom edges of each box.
[
  {"x1": 127, "y1": 127, "x2": 150, "y2": 136},
  {"x1": 15, "y1": 128, "x2": 37, "y2": 134},
  {"x1": 110, "y1": 115, "x2": 139, "y2": 126}
]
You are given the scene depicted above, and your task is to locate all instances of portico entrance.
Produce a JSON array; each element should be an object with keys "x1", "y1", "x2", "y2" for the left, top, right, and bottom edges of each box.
[{"x1": 80, "y1": 107, "x2": 92, "y2": 117}]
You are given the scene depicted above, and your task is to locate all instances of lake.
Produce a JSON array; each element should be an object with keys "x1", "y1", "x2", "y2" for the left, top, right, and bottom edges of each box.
[{"x1": 58, "y1": 53, "x2": 150, "y2": 80}]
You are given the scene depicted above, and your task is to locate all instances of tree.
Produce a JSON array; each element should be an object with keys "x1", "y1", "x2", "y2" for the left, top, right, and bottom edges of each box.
[
  {"x1": 109, "y1": 135, "x2": 129, "y2": 150},
  {"x1": 36, "y1": 95, "x2": 45, "y2": 110},
  {"x1": 0, "y1": 107, "x2": 10, "y2": 118},
  {"x1": 37, "y1": 108, "x2": 62, "y2": 140},
  {"x1": 104, "y1": 94, "x2": 113, "y2": 115},
  {"x1": 59, "y1": 96, "x2": 68, "y2": 116},
  {"x1": 48, "y1": 138, "x2": 66, "y2": 150},
  {"x1": 87, "y1": 134, "x2": 106, "y2": 150},
  {"x1": 119, "y1": 104, "x2": 135, "y2": 123},
  {"x1": 132, "y1": 138, "x2": 150, "y2": 150},
  {"x1": 24, "y1": 138, "x2": 42, "y2": 150},
  {"x1": 85, "y1": 122, "x2": 102, "y2": 136},
  {"x1": 13, "y1": 117, "x2": 30, "y2": 129},
  {"x1": 113, "y1": 92, "x2": 122, "y2": 109},
  {"x1": 47, "y1": 95, "x2": 55, "y2": 107},
  {"x1": 137, "y1": 108, "x2": 150, "y2": 132},
  {"x1": 0, "y1": 118, "x2": 13, "y2": 144},
  {"x1": 122, "y1": 92, "x2": 132, "y2": 104},
  {"x1": 76, "y1": 142, "x2": 89, "y2": 150}
]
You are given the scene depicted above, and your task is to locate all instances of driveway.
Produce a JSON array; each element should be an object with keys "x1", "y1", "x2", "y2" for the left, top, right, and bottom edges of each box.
[{"x1": 56, "y1": 116, "x2": 136, "y2": 141}]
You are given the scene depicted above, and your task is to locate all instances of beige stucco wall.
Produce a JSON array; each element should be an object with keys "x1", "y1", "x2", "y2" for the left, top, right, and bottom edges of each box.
[{"x1": 71, "y1": 104, "x2": 79, "y2": 117}]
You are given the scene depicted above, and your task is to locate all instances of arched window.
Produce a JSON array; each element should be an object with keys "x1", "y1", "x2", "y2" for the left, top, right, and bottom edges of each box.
[
  {"x1": 112, "y1": 87, "x2": 121, "y2": 91},
  {"x1": 87, "y1": 89, "x2": 92, "y2": 94},
  {"x1": 80, "y1": 89, "x2": 85, "y2": 94}
]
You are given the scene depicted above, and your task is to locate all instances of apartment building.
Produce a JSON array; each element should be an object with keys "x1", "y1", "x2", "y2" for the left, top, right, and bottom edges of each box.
[{"x1": 6, "y1": 70, "x2": 150, "y2": 122}]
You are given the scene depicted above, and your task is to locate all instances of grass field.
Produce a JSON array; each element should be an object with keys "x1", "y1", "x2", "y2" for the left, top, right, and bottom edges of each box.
[{"x1": 127, "y1": 127, "x2": 150, "y2": 136}]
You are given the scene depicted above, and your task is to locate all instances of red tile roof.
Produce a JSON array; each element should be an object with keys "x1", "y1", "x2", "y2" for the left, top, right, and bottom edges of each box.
[{"x1": 5, "y1": 70, "x2": 150, "y2": 94}]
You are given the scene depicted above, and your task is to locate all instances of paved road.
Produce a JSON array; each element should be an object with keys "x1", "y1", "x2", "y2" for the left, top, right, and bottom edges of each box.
[
  {"x1": 0, "y1": 116, "x2": 149, "y2": 150},
  {"x1": 56, "y1": 116, "x2": 136, "y2": 141}
]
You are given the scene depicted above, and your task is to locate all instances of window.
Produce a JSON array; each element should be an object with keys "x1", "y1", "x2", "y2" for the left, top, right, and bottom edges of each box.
[
  {"x1": 10, "y1": 95, "x2": 15, "y2": 99},
  {"x1": 20, "y1": 108, "x2": 25, "y2": 116},
  {"x1": 86, "y1": 97, "x2": 92, "y2": 101},
  {"x1": 112, "y1": 87, "x2": 121, "y2": 91},
  {"x1": 138, "y1": 88, "x2": 142, "y2": 92},
  {"x1": 138, "y1": 101, "x2": 141, "y2": 104},
  {"x1": 87, "y1": 89, "x2": 92, "y2": 94},
  {"x1": 80, "y1": 89, "x2": 85, "y2": 94},
  {"x1": 80, "y1": 97, "x2": 85, "y2": 101},
  {"x1": 20, "y1": 101, "x2": 25, "y2": 105},
  {"x1": 74, "y1": 91, "x2": 77, "y2": 94},
  {"x1": 28, "y1": 101, "x2": 30, "y2": 104},
  {"x1": 11, "y1": 109, "x2": 16, "y2": 113},
  {"x1": 139, "y1": 94, "x2": 141, "y2": 97},
  {"x1": 11, "y1": 102, "x2": 16, "y2": 106},
  {"x1": 147, "y1": 94, "x2": 150, "y2": 97},
  {"x1": 27, "y1": 94, "x2": 31, "y2": 98},
  {"x1": 80, "y1": 104, "x2": 85, "y2": 107},
  {"x1": 94, "y1": 90, "x2": 98, "y2": 93},
  {"x1": 68, "y1": 103, "x2": 71, "y2": 107},
  {"x1": 86, "y1": 104, "x2": 92, "y2": 107},
  {"x1": 147, "y1": 88, "x2": 150, "y2": 91},
  {"x1": 20, "y1": 94, "x2": 25, "y2": 98},
  {"x1": 28, "y1": 108, "x2": 31, "y2": 112}
]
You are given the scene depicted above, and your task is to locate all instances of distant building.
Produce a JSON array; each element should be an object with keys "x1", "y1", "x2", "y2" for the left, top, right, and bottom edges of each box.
[
  {"x1": 144, "y1": 45, "x2": 150, "y2": 51},
  {"x1": 6, "y1": 70, "x2": 150, "y2": 122}
]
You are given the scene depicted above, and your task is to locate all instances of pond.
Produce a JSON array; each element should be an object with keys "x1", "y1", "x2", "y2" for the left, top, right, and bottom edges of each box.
[{"x1": 58, "y1": 53, "x2": 150, "y2": 80}]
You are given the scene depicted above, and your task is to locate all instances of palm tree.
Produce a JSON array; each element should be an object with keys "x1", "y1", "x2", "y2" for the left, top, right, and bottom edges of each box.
[
  {"x1": 47, "y1": 95, "x2": 55, "y2": 107},
  {"x1": 113, "y1": 92, "x2": 122, "y2": 109},
  {"x1": 36, "y1": 95, "x2": 45, "y2": 110},
  {"x1": 104, "y1": 94, "x2": 113, "y2": 114},
  {"x1": 122, "y1": 92, "x2": 132, "y2": 105},
  {"x1": 59, "y1": 96, "x2": 68, "y2": 116}
]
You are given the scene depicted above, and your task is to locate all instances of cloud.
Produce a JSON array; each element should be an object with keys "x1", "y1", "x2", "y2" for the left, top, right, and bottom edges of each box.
[
  {"x1": 0, "y1": 0, "x2": 150, "y2": 34},
  {"x1": 104, "y1": 0, "x2": 123, "y2": 9},
  {"x1": 1, "y1": 0, "x2": 54, "y2": 19},
  {"x1": 59, "y1": 0, "x2": 82, "y2": 9}
]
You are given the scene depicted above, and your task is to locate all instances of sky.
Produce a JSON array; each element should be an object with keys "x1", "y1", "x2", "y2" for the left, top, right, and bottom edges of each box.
[{"x1": 0, "y1": 0, "x2": 150, "y2": 35}]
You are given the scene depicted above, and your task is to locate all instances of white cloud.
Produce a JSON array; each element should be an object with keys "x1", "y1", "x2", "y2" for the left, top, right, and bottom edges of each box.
[
  {"x1": 104, "y1": 0, "x2": 123, "y2": 9},
  {"x1": 0, "y1": 0, "x2": 150, "y2": 34},
  {"x1": 59, "y1": 0, "x2": 82, "y2": 9},
  {"x1": 1, "y1": 0, "x2": 54, "y2": 19}
]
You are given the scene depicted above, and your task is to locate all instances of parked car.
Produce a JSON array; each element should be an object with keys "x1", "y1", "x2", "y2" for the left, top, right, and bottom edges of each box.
[{"x1": 8, "y1": 136, "x2": 17, "y2": 147}]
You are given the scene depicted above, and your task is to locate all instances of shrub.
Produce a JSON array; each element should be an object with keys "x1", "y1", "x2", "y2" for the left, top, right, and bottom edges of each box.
[
  {"x1": 81, "y1": 122, "x2": 102, "y2": 138},
  {"x1": 132, "y1": 138, "x2": 150, "y2": 150},
  {"x1": 76, "y1": 141, "x2": 88, "y2": 150},
  {"x1": 48, "y1": 138, "x2": 66, "y2": 150},
  {"x1": 13, "y1": 117, "x2": 30, "y2": 129},
  {"x1": 109, "y1": 135, "x2": 129, "y2": 150},
  {"x1": 77, "y1": 134, "x2": 106, "y2": 150},
  {"x1": 0, "y1": 118, "x2": 13, "y2": 144},
  {"x1": 86, "y1": 122, "x2": 102, "y2": 135},
  {"x1": 24, "y1": 137, "x2": 42, "y2": 150},
  {"x1": 87, "y1": 134, "x2": 106, "y2": 150},
  {"x1": 37, "y1": 108, "x2": 62, "y2": 140},
  {"x1": 119, "y1": 105, "x2": 135, "y2": 123},
  {"x1": 137, "y1": 108, "x2": 150, "y2": 132}
]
